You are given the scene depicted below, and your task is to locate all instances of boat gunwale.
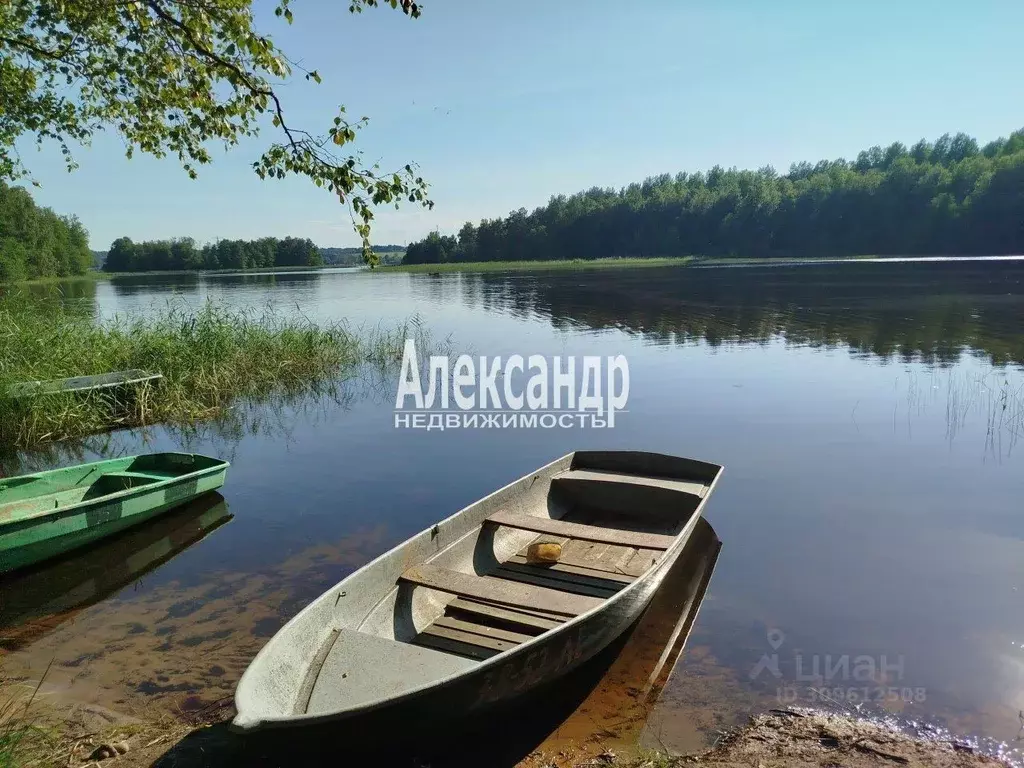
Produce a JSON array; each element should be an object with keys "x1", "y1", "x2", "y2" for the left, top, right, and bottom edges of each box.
[
  {"x1": 0, "y1": 453, "x2": 230, "y2": 527},
  {"x1": 232, "y1": 451, "x2": 723, "y2": 731}
]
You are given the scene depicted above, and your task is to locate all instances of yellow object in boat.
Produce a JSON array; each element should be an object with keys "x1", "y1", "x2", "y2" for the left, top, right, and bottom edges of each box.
[{"x1": 527, "y1": 541, "x2": 562, "y2": 563}]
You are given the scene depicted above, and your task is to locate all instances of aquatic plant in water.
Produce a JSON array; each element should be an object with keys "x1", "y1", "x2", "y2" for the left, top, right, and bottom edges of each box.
[{"x1": 0, "y1": 292, "x2": 422, "y2": 449}]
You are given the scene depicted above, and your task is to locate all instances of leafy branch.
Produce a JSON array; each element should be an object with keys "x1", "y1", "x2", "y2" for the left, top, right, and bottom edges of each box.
[{"x1": 0, "y1": 0, "x2": 431, "y2": 265}]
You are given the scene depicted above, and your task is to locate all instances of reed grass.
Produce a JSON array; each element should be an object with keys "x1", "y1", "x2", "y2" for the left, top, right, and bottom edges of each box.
[
  {"x1": 0, "y1": 706, "x2": 46, "y2": 768},
  {"x1": 0, "y1": 293, "x2": 410, "y2": 448},
  {"x1": 0, "y1": 713, "x2": 31, "y2": 768},
  {"x1": 897, "y1": 368, "x2": 1024, "y2": 460},
  {"x1": 0, "y1": 664, "x2": 51, "y2": 768}
]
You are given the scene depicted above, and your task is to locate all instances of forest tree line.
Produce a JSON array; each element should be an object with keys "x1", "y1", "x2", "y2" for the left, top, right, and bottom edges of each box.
[
  {"x1": 321, "y1": 245, "x2": 405, "y2": 265},
  {"x1": 0, "y1": 181, "x2": 93, "y2": 280},
  {"x1": 103, "y1": 236, "x2": 323, "y2": 272},
  {"x1": 403, "y1": 129, "x2": 1024, "y2": 264}
]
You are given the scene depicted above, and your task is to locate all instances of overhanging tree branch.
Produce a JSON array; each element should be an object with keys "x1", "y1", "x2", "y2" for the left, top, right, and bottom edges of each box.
[{"x1": 0, "y1": 0, "x2": 432, "y2": 265}]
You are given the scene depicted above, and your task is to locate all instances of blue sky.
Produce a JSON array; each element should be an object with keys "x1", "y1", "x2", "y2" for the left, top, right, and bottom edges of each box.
[{"x1": 16, "y1": 0, "x2": 1024, "y2": 250}]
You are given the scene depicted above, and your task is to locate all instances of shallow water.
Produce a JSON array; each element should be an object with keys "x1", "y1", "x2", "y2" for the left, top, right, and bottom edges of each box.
[{"x1": 3, "y1": 260, "x2": 1024, "y2": 760}]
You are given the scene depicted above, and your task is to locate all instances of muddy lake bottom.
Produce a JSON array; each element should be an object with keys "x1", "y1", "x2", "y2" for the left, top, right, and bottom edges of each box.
[
  {"x1": 8, "y1": 519, "x2": 1013, "y2": 768},
  {"x1": 3, "y1": 259, "x2": 1024, "y2": 765}
]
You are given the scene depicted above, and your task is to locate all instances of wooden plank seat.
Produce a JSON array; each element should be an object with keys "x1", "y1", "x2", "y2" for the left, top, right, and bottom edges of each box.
[
  {"x1": 486, "y1": 509, "x2": 677, "y2": 550},
  {"x1": 400, "y1": 564, "x2": 602, "y2": 618},
  {"x1": 407, "y1": 573, "x2": 575, "y2": 660},
  {"x1": 445, "y1": 598, "x2": 563, "y2": 633},
  {"x1": 555, "y1": 539, "x2": 637, "y2": 574},
  {"x1": 414, "y1": 620, "x2": 527, "y2": 660},
  {"x1": 413, "y1": 614, "x2": 539, "y2": 660},
  {"x1": 554, "y1": 468, "x2": 708, "y2": 498},
  {"x1": 493, "y1": 560, "x2": 626, "y2": 598},
  {"x1": 504, "y1": 555, "x2": 636, "y2": 585},
  {"x1": 433, "y1": 616, "x2": 534, "y2": 644}
]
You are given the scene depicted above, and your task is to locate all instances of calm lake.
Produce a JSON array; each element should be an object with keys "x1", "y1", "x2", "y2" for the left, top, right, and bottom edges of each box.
[{"x1": 3, "y1": 260, "x2": 1024, "y2": 763}]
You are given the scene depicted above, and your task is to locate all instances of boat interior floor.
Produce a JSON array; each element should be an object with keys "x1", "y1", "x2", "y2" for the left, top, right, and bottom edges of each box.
[
  {"x1": 302, "y1": 510, "x2": 672, "y2": 716},
  {"x1": 301, "y1": 467, "x2": 708, "y2": 716},
  {"x1": 2, "y1": 470, "x2": 182, "y2": 517},
  {"x1": 405, "y1": 508, "x2": 670, "y2": 661}
]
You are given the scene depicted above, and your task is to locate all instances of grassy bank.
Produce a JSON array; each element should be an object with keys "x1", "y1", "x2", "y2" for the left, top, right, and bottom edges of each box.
[
  {"x1": 0, "y1": 294, "x2": 406, "y2": 448},
  {"x1": 0, "y1": 673, "x2": 47, "y2": 768},
  {"x1": 0, "y1": 720, "x2": 34, "y2": 768}
]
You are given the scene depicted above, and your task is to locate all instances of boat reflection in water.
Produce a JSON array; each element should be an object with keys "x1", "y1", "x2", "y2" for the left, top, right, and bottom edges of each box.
[
  {"x1": 385, "y1": 517, "x2": 722, "y2": 768},
  {"x1": 517, "y1": 517, "x2": 722, "y2": 766},
  {"x1": 0, "y1": 493, "x2": 232, "y2": 652}
]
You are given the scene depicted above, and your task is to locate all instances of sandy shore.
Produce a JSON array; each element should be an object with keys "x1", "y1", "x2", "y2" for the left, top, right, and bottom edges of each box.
[{"x1": 6, "y1": 698, "x2": 1014, "y2": 768}]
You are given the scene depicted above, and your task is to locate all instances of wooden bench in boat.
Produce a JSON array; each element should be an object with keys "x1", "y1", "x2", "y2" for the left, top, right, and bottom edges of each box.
[
  {"x1": 501, "y1": 556, "x2": 634, "y2": 585},
  {"x1": 554, "y1": 468, "x2": 708, "y2": 498},
  {"x1": 485, "y1": 509, "x2": 676, "y2": 550},
  {"x1": 401, "y1": 564, "x2": 602, "y2": 618},
  {"x1": 311, "y1": 506, "x2": 683, "y2": 700},
  {"x1": 402, "y1": 562, "x2": 586, "y2": 659},
  {"x1": 414, "y1": 616, "x2": 534, "y2": 660},
  {"x1": 401, "y1": 498, "x2": 688, "y2": 661},
  {"x1": 518, "y1": 538, "x2": 660, "y2": 578},
  {"x1": 491, "y1": 559, "x2": 625, "y2": 597},
  {"x1": 445, "y1": 598, "x2": 563, "y2": 632}
]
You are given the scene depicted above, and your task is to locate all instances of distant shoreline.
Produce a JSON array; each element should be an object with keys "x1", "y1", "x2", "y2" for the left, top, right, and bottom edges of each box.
[
  {"x1": 382, "y1": 253, "x2": 1024, "y2": 274},
  {"x1": 383, "y1": 257, "x2": 698, "y2": 273},
  {"x1": 10, "y1": 263, "x2": 367, "y2": 285},
  {"x1": 11, "y1": 254, "x2": 1024, "y2": 285}
]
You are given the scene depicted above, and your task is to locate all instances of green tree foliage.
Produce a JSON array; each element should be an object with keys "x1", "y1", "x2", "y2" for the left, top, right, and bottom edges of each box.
[
  {"x1": 404, "y1": 230, "x2": 457, "y2": 264},
  {"x1": 0, "y1": 179, "x2": 92, "y2": 279},
  {"x1": 404, "y1": 130, "x2": 1024, "y2": 265},
  {"x1": 103, "y1": 235, "x2": 323, "y2": 272},
  {"x1": 320, "y1": 245, "x2": 404, "y2": 265},
  {"x1": 0, "y1": 0, "x2": 432, "y2": 265}
]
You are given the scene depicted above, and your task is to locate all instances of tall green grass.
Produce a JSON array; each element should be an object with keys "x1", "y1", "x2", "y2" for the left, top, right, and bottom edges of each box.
[
  {"x1": 0, "y1": 716, "x2": 30, "y2": 768},
  {"x1": 0, "y1": 294, "x2": 407, "y2": 448},
  {"x1": 0, "y1": 700, "x2": 45, "y2": 768},
  {"x1": 0, "y1": 664, "x2": 50, "y2": 768}
]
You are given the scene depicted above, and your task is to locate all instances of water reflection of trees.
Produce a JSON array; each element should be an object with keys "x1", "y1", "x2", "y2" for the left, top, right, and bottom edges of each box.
[
  {"x1": 105, "y1": 270, "x2": 324, "y2": 298},
  {"x1": 109, "y1": 273, "x2": 201, "y2": 297},
  {"x1": 16, "y1": 279, "x2": 99, "y2": 310},
  {"x1": 470, "y1": 261, "x2": 1024, "y2": 367}
]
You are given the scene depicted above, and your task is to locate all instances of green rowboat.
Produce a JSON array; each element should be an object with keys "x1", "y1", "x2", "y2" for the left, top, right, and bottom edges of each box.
[{"x1": 0, "y1": 452, "x2": 229, "y2": 575}]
